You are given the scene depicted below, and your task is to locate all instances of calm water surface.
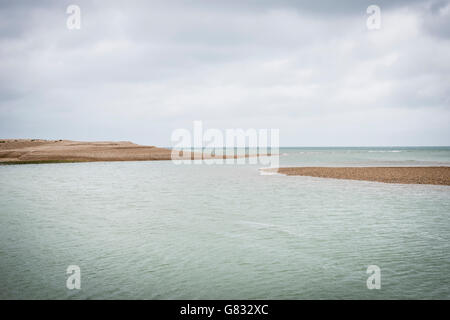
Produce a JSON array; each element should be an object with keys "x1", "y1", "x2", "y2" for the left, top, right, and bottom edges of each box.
[{"x1": 0, "y1": 147, "x2": 449, "y2": 299}]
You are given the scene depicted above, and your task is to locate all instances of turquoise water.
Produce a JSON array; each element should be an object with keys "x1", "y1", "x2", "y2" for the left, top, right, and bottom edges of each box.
[
  {"x1": 280, "y1": 146, "x2": 450, "y2": 167},
  {"x1": 0, "y1": 147, "x2": 449, "y2": 299}
]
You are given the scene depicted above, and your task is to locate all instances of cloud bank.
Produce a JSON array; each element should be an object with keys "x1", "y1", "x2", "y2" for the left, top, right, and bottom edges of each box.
[{"x1": 0, "y1": 0, "x2": 449, "y2": 146}]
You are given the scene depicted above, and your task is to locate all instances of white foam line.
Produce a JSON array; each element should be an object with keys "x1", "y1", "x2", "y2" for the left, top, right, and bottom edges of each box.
[{"x1": 258, "y1": 167, "x2": 283, "y2": 176}]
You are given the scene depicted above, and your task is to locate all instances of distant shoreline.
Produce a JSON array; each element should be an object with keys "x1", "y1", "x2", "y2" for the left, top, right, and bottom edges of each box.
[
  {"x1": 0, "y1": 139, "x2": 176, "y2": 164},
  {"x1": 0, "y1": 139, "x2": 268, "y2": 164},
  {"x1": 271, "y1": 167, "x2": 450, "y2": 186}
]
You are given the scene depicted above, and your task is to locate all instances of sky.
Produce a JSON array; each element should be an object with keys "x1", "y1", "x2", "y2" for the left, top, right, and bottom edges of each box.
[{"x1": 0, "y1": 0, "x2": 449, "y2": 146}]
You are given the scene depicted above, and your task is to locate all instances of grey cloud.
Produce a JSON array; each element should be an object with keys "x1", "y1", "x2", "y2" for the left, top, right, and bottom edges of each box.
[
  {"x1": 421, "y1": 0, "x2": 450, "y2": 38},
  {"x1": 0, "y1": 0, "x2": 449, "y2": 146}
]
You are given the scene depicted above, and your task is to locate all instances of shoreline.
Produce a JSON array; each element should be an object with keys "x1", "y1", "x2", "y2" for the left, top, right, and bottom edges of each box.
[
  {"x1": 273, "y1": 167, "x2": 450, "y2": 186},
  {"x1": 0, "y1": 139, "x2": 175, "y2": 164},
  {"x1": 0, "y1": 139, "x2": 270, "y2": 164}
]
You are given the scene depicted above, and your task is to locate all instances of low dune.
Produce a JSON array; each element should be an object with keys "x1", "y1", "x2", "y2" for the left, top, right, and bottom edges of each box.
[
  {"x1": 0, "y1": 139, "x2": 176, "y2": 164},
  {"x1": 274, "y1": 167, "x2": 450, "y2": 186},
  {"x1": 0, "y1": 139, "x2": 265, "y2": 164}
]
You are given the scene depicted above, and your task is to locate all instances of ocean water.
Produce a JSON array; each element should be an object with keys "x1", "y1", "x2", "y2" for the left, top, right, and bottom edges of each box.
[{"x1": 0, "y1": 147, "x2": 449, "y2": 299}]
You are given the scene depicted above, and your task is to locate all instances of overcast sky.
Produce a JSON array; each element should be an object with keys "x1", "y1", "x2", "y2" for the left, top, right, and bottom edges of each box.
[{"x1": 0, "y1": 0, "x2": 449, "y2": 146}]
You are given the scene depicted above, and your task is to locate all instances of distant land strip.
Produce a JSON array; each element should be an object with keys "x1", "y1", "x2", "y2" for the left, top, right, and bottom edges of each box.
[{"x1": 0, "y1": 139, "x2": 267, "y2": 164}]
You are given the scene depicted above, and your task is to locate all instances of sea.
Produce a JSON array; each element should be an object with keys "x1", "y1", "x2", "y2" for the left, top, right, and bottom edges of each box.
[{"x1": 0, "y1": 147, "x2": 449, "y2": 299}]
